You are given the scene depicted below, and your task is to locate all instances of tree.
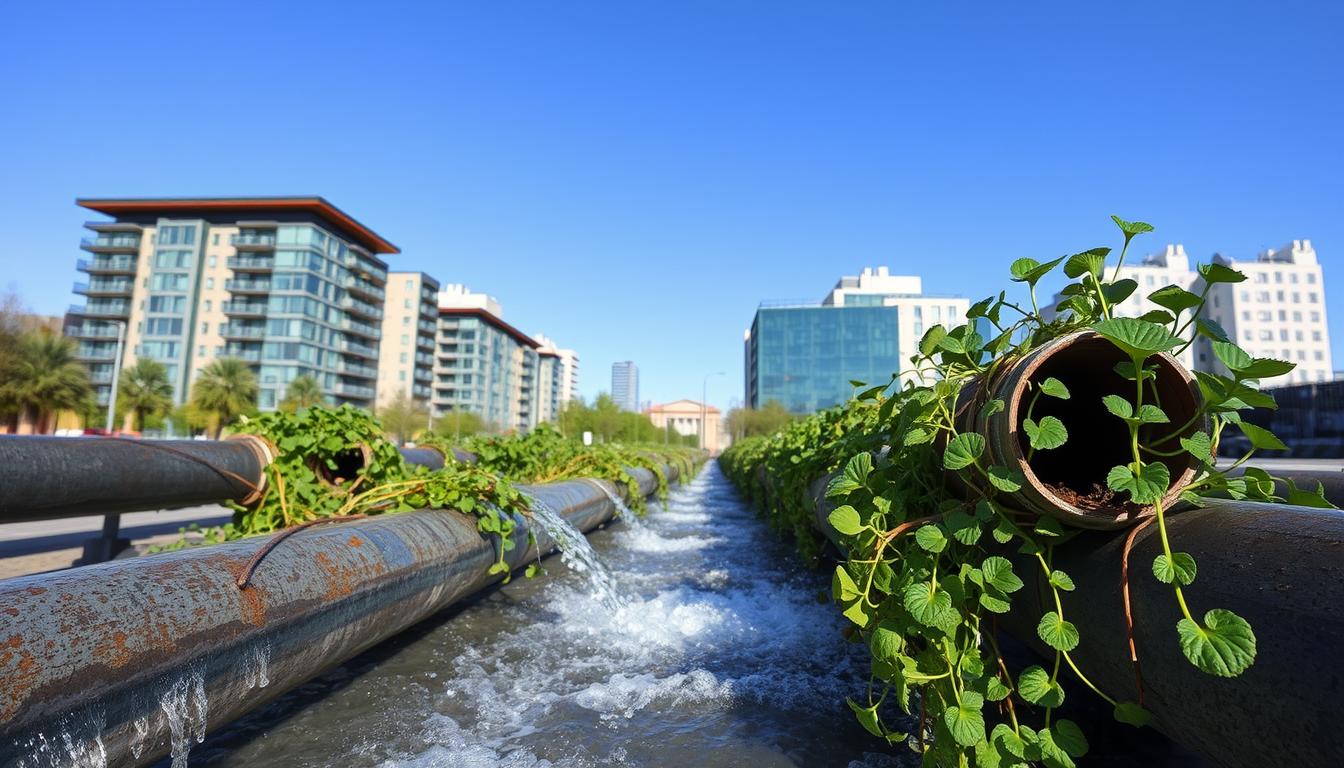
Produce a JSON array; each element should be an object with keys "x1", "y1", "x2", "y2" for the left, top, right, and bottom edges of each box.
[
  {"x1": 0, "y1": 330, "x2": 93, "y2": 434},
  {"x1": 378, "y1": 391, "x2": 428, "y2": 445},
  {"x1": 117, "y1": 358, "x2": 173, "y2": 432},
  {"x1": 434, "y1": 409, "x2": 488, "y2": 439},
  {"x1": 725, "y1": 399, "x2": 796, "y2": 440},
  {"x1": 555, "y1": 393, "x2": 664, "y2": 443},
  {"x1": 189, "y1": 358, "x2": 258, "y2": 437},
  {"x1": 279, "y1": 375, "x2": 325, "y2": 413}
]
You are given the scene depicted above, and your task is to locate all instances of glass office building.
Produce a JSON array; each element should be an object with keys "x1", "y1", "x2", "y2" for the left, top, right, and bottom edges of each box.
[{"x1": 745, "y1": 304, "x2": 902, "y2": 413}]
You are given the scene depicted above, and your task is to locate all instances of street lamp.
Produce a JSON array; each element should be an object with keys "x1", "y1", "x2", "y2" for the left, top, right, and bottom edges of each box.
[
  {"x1": 701, "y1": 371, "x2": 724, "y2": 452},
  {"x1": 103, "y1": 319, "x2": 127, "y2": 433}
]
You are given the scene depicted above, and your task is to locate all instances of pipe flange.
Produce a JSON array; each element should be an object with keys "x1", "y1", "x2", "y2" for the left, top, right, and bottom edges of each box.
[{"x1": 224, "y1": 434, "x2": 277, "y2": 506}]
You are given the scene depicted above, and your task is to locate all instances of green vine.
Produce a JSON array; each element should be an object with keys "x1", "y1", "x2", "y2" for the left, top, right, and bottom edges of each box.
[{"x1": 721, "y1": 215, "x2": 1336, "y2": 767}]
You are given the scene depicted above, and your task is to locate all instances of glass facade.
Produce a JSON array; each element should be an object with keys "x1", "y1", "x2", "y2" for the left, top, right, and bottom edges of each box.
[{"x1": 747, "y1": 305, "x2": 901, "y2": 413}]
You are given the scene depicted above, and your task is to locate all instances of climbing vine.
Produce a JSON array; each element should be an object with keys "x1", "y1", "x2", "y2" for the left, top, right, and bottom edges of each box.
[{"x1": 721, "y1": 215, "x2": 1336, "y2": 767}]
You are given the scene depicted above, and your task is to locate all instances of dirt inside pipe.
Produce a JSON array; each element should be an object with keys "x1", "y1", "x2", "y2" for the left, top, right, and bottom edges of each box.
[{"x1": 1015, "y1": 336, "x2": 1200, "y2": 515}]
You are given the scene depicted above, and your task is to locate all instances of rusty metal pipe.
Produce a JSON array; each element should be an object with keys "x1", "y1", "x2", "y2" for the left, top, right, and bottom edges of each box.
[
  {"x1": 0, "y1": 464, "x2": 677, "y2": 767},
  {"x1": 0, "y1": 436, "x2": 448, "y2": 523},
  {"x1": 806, "y1": 469, "x2": 1344, "y2": 768},
  {"x1": 956, "y1": 331, "x2": 1204, "y2": 529}
]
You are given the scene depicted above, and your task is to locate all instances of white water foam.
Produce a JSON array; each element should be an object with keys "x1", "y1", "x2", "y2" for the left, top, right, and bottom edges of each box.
[
  {"x1": 525, "y1": 492, "x2": 626, "y2": 612},
  {"x1": 159, "y1": 666, "x2": 209, "y2": 768}
]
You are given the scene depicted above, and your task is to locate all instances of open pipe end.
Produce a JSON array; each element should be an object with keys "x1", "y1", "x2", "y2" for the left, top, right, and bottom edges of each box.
[
  {"x1": 1003, "y1": 332, "x2": 1204, "y2": 528},
  {"x1": 308, "y1": 443, "x2": 374, "y2": 488}
]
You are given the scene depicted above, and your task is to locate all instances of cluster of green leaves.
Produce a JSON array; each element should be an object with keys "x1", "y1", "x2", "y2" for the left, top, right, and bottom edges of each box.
[
  {"x1": 720, "y1": 216, "x2": 1335, "y2": 766},
  {"x1": 464, "y1": 423, "x2": 702, "y2": 509}
]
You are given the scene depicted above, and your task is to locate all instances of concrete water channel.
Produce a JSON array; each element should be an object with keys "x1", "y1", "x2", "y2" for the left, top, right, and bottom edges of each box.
[{"x1": 154, "y1": 464, "x2": 905, "y2": 768}]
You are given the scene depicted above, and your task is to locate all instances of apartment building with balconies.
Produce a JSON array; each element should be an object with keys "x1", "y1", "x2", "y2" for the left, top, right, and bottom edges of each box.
[
  {"x1": 65, "y1": 197, "x2": 397, "y2": 411},
  {"x1": 376, "y1": 271, "x2": 439, "y2": 409}
]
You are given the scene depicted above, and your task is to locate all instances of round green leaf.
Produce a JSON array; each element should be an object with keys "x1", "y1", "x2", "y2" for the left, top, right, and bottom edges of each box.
[
  {"x1": 1177, "y1": 609, "x2": 1257, "y2": 677},
  {"x1": 1048, "y1": 569, "x2": 1075, "y2": 592},
  {"x1": 981, "y1": 556, "x2": 1024, "y2": 593},
  {"x1": 986, "y1": 465, "x2": 1025, "y2": 493},
  {"x1": 868, "y1": 624, "x2": 903, "y2": 663},
  {"x1": 1024, "y1": 415, "x2": 1068, "y2": 450},
  {"x1": 1037, "y1": 611, "x2": 1080, "y2": 652},
  {"x1": 1051, "y1": 719, "x2": 1088, "y2": 758},
  {"x1": 827, "y1": 505, "x2": 864, "y2": 536},
  {"x1": 1092, "y1": 317, "x2": 1181, "y2": 358},
  {"x1": 915, "y1": 523, "x2": 948, "y2": 553},
  {"x1": 943, "y1": 691, "x2": 986, "y2": 747},
  {"x1": 1039, "y1": 376, "x2": 1071, "y2": 400},
  {"x1": 1018, "y1": 665, "x2": 1064, "y2": 708},
  {"x1": 1113, "y1": 701, "x2": 1153, "y2": 727},
  {"x1": 1152, "y1": 552, "x2": 1197, "y2": 586},
  {"x1": 902, "y1": 583, "x2": 957, "y2": 630},
  {"x1": 1106, "y1": 462, "x2": 1170, "y2": 505},
  {"x1": 944, "y1": 433, "x2": 986, "y2": 470}
]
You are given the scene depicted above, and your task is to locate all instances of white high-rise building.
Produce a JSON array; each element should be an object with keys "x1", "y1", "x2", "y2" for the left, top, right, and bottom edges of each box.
[
  {"x1": 1199, "y1": 240, "x2": 1331, "y2": 386},
  {"x1": 821, "y1": 266, "x2": 971, "y2": 382},
  {"x1": 1047, "y1": 244, "x2": 1201, "y2": 370},
  {"x1": 1043, "y1": 241, "x2": 1331, "y2": 386}
]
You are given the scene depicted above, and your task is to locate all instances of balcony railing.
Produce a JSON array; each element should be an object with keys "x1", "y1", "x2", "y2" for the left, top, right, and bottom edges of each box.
[
  {"x1": 219, "y1": 323, "x2": 266, "y2": 339},
  {"x1": 227, "y1": 256, "x2": 275, "y2": 272},
  {"x1": 89, "y1": 371, "x2": 114, "y2": 384},
  {"x1": 224, "y1": 278, "x2": 271, "y2": 294},
  {"x1": 78, "y1": 257, "x2": 137, "y2": 274},
  {"x1": 343, "y1": 276, "x2": 386, "y2": 302},
  {"x1": 74, "y1": 345, "x2": 118, "y2": 361},
  {"x1": 80, "y1": 236, "x2": 140, "y2": 253},
  {"x1": 339, "y1": 361, "x2": 378, "y2": 379},
  {"x1": 68, "y1": 303, "x2": 130, "y2": 317},
  {"x1": 65, "y1": 324, "x2": 121, "y2": 339},
  {"x1": 416, "y1": 335, "x2": 434, "y2": 351},
  {"x1": 224, "y1": 347, "x2": 262, "y2": 362},
  {"x1": 418, "y1": 319, "x2": 436, "y2": 334},
  {"x1": 74, "y1": 279, "x2": 133, "y2": 296},
  {"x1": 339, "y1": 296, "x2": 380, "y2": 319},
  {"x1": 221, "y1": 301, "x2": 268, "y2": 317},
  {"x1": 340, "y1": 318, "x2": 381, "y2": 340},
  {"x1": 231, "y1": 233, "x2": 277, "y2": 250},
  {"x1": 333, "y1": 383, "x2": 375, "y2": 399},
  {"x1": 340, "y1": 339, "x2": 378, "y2": 358}
]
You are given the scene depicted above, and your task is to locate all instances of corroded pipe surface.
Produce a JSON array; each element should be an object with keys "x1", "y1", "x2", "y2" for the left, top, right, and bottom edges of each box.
[
  {"x1": 0, "y1": 465, "x2": 675, "y2": 768},
  {"x1": 808, "y1": 470, "x2": 1344, "y2": 768},
  {"x1": 0, "y1": 436, "x2": 447, "y2": 523}
]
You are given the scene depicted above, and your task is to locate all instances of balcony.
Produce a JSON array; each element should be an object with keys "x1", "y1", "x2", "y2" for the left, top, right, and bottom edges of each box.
[
  {"x1": 418, "y1": 319, "x2": 436, "y2": 334},
  {"x1": 225, "y1": 278, "x2": 271, "y2": 295},
  {"x1": 415, "y1": 352, "x2": 434, "y2": 366},
  {"x1": 89, "y1": 370, "x2": 115, "y2": 384},
  {"x1": 413, "y1": 368, "x2": 433, "y2": 383},
  {"x1": 340, "y1": 296, "x2": 380, "y2": 320},
  {"x1": 65, "y1": 324, "x2": 121, "y2": 339},
  {"x1": 74, "y1": 279, "x2": 133, "y2": 297},
  {"x1": 340, "y1": 338, "x2": 378, "y2": 358},
  {"x1": 227, "y1": 256, "x2": 275, "y2": 273},
  {"x1": 224, "y1": 347, "x2": 262, "y2": 362},
  {"x1": 80, "y1": 236, "x2": 140, "y2": 253},
  {"x1": 221, "y1": 301, "x2": 268, "y2": 318},
  {"x1": 231, "y1": 233, "x2": 277, "y2": 250},
  {"x1": 68, "y1": 302, "x2": 130, "y2": 318},
  {"x1": 333, "y1": 382, "x2": 375, "y2": 400},
  {"x1": 339, "y1": 360, "x2": 378, "y2": 379},
  {"x1": 220, "y1": 323, "x2": 266, "y2": 340},
  {"x1": 341, "y1": 317, "x2": 381, "y2": 340},
  {"x1": 344, "y1": 276, "x2": 385, "y2": 302},
  {"x1": 78, "y1": 256, "x2": 137, "y2": 275},
  {"x1": 74, "y1": 344, "x2": 118, "y2": 362},
  {"x1": 416, "y1": 335, "x2": 434, "y2": 351}
]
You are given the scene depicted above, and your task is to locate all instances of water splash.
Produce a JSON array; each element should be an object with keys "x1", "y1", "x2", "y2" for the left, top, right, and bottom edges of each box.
[
  {"x1": 583, "y1": 477, "x2": 645, "y2": 532},
  {"x1": 244, "y1": 642, "x2": 272, "y2": 689},
  {"x1": 13, "y1": 709, "x2": 108, "y2": 768},
  {"x1": 130, "y1": 715, "x2": 150, "y2": 760},
  {"x1": 524, "y1": 491, "x2": 625, "y2": 611},
  {"x1": 159, "y1": 666, "x2": 209, "y2": 768}
]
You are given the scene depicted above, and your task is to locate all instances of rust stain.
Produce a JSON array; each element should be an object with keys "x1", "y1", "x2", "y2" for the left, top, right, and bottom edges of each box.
[
  {"x1": 314, "y1": 551, "x2": 357, "y2": 599},
  {"x1": 347, "y1": 535, "x2": 363, "y2": 547},
  {"x1": 239, "y1": 585, "x2": 267, "y2": 627},
  {"x1": 25, "y1": 586, "x2": 45, "y2": 595},
  {"x1": 96, "y1": 630, "x2": 133, "y2": 669},
  {"x1": 3, "y1": 607, "x2": 17, "y2": 617},
  {"x1": 0, "y1": 634, "x2": 37, "y2": 722}
]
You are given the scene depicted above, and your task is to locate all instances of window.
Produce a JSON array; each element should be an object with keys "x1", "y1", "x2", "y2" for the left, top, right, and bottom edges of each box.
[
  {"x1": 1315, "y1": 351, "x2": 1324, "y2": 361},
  {"x1": 212, "y1": 233, "x2": 219, "y2": 246},
  {"x1": 1279, "y1": 329, "x2": 1288, "y2": 341},
  {"x1": 1256, "y1": 291, "x2": 1270, "y2": 302},
  {"x1": 404, "y1": 298, "x2": 411, "y2": 309},
  {"x1": 1308, "y1": 273, "x2": 1317, "y2": 284},
  {"x1": 402, "y1": 316, "x2": 410, "y2": 326},
  {"x1": 209, "y1": 255, "x2": 217, "y2": 268},
  {"x1": 1311, "y1": 312, "x2": 1321, "y2": 322},
  {"x1": 1279, "y1": 310, "x2": 1287, "y2": 321},
  {"x1": 1277, "y1": 291, "x2": 1285, "y2": 302},
  {"x1": 1293, "y1": 311, "x2": 1302, "y2": 321},
  {"x1": 151, "y1": 273, "x2": 190, "y2": 291},
  {"x1": 1310, "y1": 293, "x2": 1319, "y2": 303},
  {"x1": 205, "y1": 278, "x2": 214, "y2": 290},
  {"x1": 1275, "y1": 272, "x2": 1283, "y2": 283},
  {"x1": 399, "y1": 370, "x2": 406, "y2": 381},
  {"x1": 1254, "y1": 273, "x2": 1267, "y2": 283},
  {"x1": 1297, "y1": 350, "x2": 1306, "y2": 361},
  {"x1": 204, "y1": 300, "x2": 212, "y2": 312},
  {"x1": 1258, "y1": 311, "x2": 1272, "y2": 322},
  {"x1": 401, "y1": 334, "x2": 409, "y2": 345},
  {"x1": 198, "y1": 345, "x2": 206, "y2": 357},
  {"x1": 405, "y1": 279, "x2": 413, "y2": 292},
  {"x1": 1313, "y1": 331, "x2": 1323, "y2": 341},
  {"x1": 1243, "y1": 330, "x2": 1253, "y2": 341},
  {"x1": 201, "y1": 322, "x2": 209, "y2": 334},
  {"x1": 1239, "y1": 291, "x2": 1250, "y2": 302},
  {"x1": 1259, "y1": 330, "x2": 1273, "y2": 341},
  {"x1": 1296, "y1": 331, "x2": 1304, "y2": 341},
  {"x1": 1290, "y1": 273, "x2": 1299, "y2": 284},
  {"x1": 1241, "y1": 311, "x2": 1250, "y2": 321}
]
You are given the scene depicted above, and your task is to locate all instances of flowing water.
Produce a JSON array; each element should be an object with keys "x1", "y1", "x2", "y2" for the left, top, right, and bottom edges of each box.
[{"x1": 174, "y1": 464, "x2": 915, "y2": 768}]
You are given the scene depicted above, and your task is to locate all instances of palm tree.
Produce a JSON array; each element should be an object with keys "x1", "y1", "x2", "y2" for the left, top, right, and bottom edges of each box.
[
  {"x1": 0, "y1": 331, "x2": 93, "y2": 434},
  {"x1": 278, "y1": 374, "x2": 326, "y2": 413},
  {"x1": 118, "y1": 358, "x2": 174, "y2": 432},
  {"x1": 189, "y1": 358, "x2": 258, "y2": 437}
]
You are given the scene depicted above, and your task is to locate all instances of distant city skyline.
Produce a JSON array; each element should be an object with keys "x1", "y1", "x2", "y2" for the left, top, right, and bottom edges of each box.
[{"x1": 3, "y1": 2, "x2": 1341, "y2": 412}]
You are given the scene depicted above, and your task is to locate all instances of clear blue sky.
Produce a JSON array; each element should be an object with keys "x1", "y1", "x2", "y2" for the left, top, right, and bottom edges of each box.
[{"x1": 2, "y1": 1, "x2": 1341, "y2": 411}]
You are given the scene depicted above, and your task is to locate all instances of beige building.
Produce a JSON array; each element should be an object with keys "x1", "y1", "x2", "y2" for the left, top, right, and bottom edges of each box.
[
  {"x1": 647, "y1": 399, "x2": 725, "y2": 453},
  {"x1": 376, "y1": 271, "x2": 439, "y2": 409},
  {"x1": 66, "y1": 197, "x2": 396, "y2": 412}
]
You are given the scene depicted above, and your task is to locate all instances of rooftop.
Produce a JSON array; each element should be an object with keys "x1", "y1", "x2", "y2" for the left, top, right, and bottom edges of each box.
[{"x1": 77, "y1": 196, "x2": 399, "y2": 254}]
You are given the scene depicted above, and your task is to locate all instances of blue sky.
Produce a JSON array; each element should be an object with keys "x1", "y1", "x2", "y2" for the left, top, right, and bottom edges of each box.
[{"x1": 2, "y1": 1, "x2": 1341, "y2": 411}]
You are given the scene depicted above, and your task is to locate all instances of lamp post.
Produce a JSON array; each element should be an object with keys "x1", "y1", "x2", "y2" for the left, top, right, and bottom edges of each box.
[
  {"x1": 104, "y1": 319, "x2": 127, "y2": 433},
  {"x1": 701, "y1": 371, "x2": 724, "y2": 452}
]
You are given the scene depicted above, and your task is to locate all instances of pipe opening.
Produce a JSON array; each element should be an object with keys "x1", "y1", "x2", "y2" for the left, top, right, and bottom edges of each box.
[
  {"x1": 1015, "y1": 336, "x2": 1200, "y2": 514},
  {"x1": 308, "y1": 443, "x2": 372, "y2": 487}
]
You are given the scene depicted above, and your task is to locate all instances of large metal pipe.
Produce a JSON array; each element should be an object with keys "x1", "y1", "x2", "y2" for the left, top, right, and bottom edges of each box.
[
  {"x1": 0, "y1": 464, "x2": 676, "y2": 767},
  {"x1": 806, "y1": 470, "x2": 1344, "y2": 768},
  {"x1": 0, "y1": 436, "x2": 447, "y2": 523}
]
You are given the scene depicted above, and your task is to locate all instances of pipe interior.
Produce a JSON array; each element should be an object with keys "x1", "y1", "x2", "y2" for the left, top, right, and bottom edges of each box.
[
  {"x1": 310, "y1": 447, "x2": 368, "y2": 486},
  {"x1": 1016, "y1": 337, "x2": 1199, "y2": 509}
]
